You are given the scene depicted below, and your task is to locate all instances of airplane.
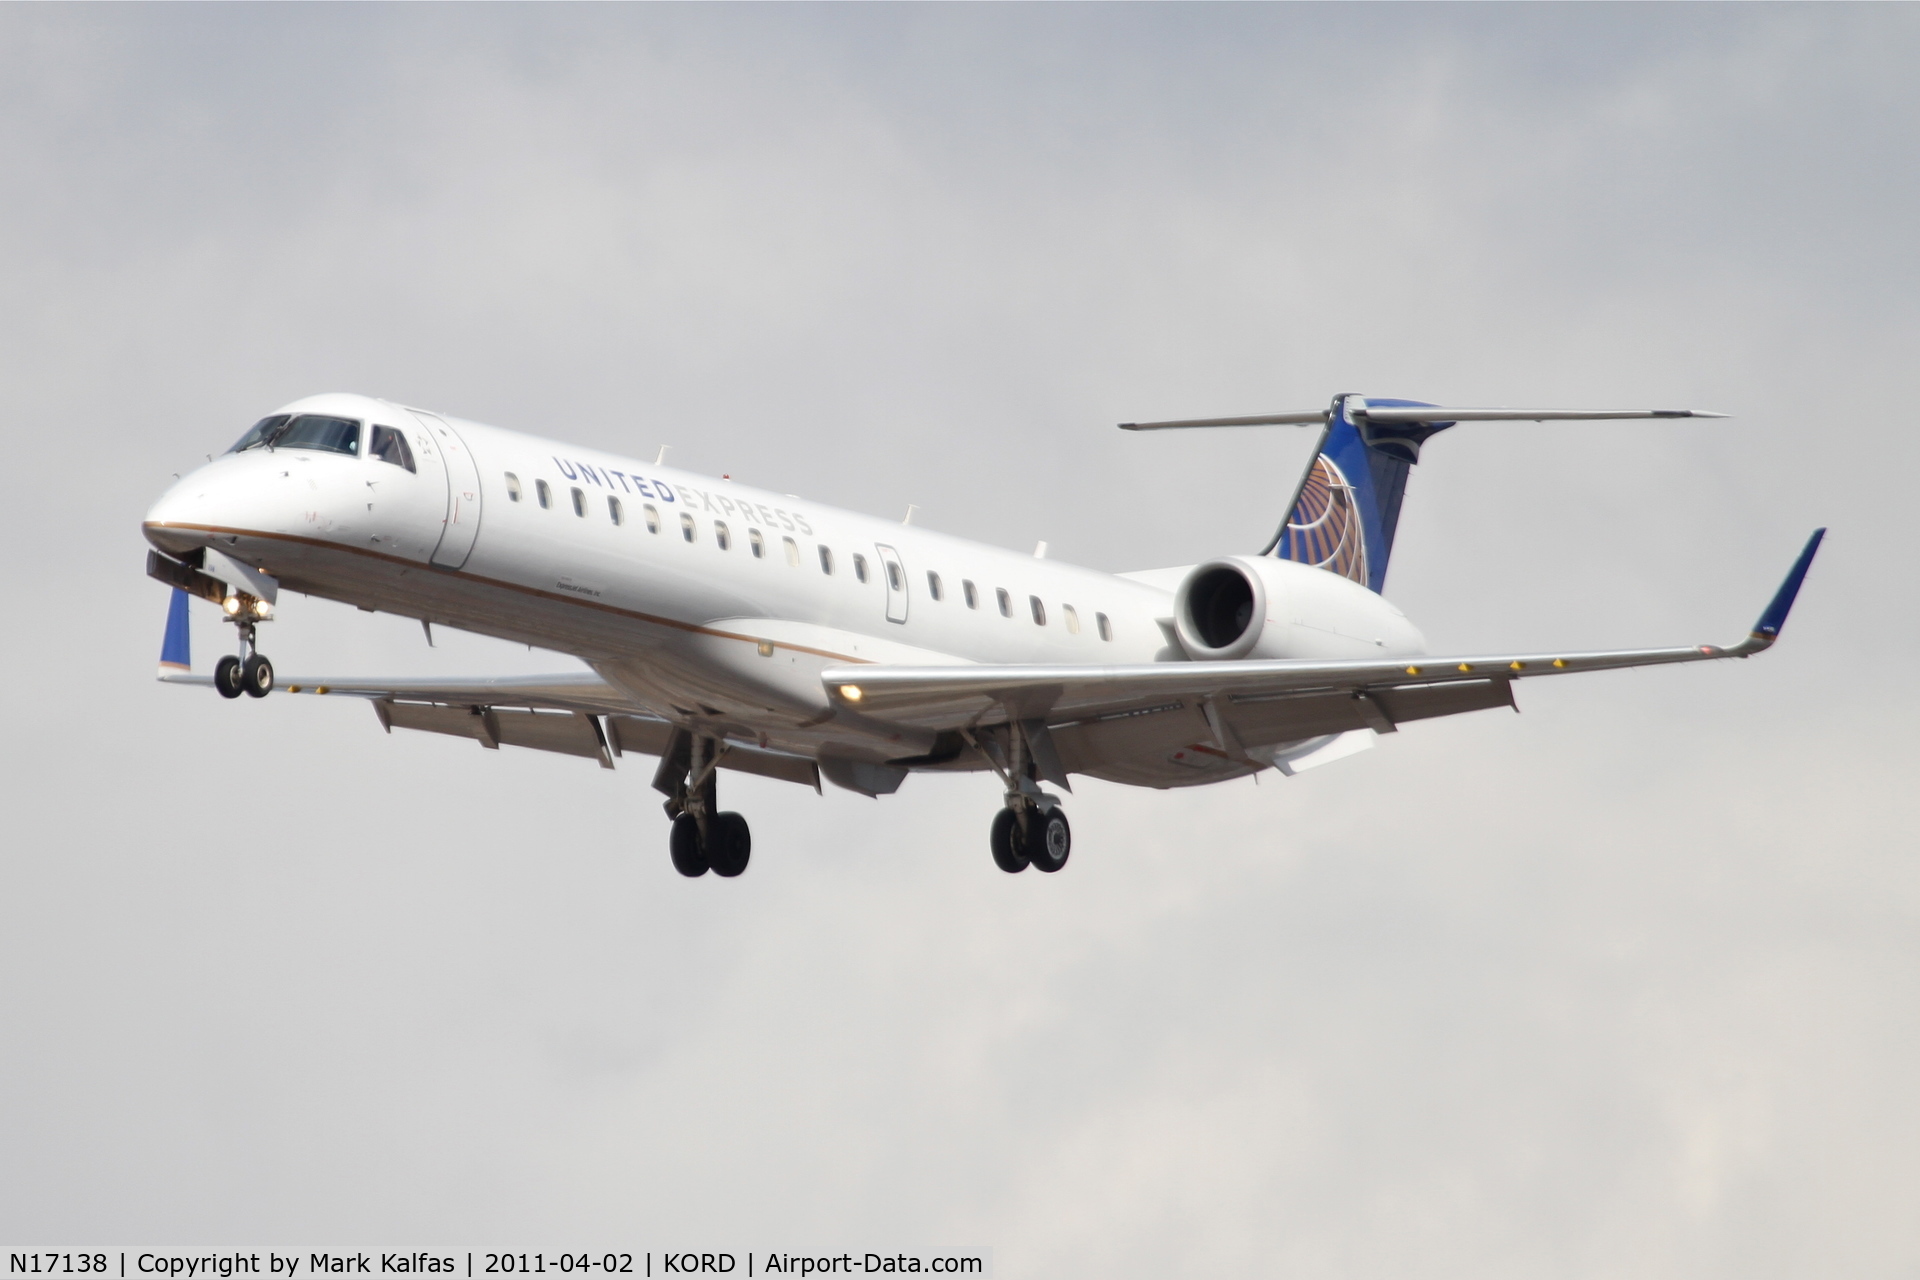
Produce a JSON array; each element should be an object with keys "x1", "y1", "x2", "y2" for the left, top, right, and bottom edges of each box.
[{"x1": 143, "y1": 392, "x2": 1824, "y2": 879}]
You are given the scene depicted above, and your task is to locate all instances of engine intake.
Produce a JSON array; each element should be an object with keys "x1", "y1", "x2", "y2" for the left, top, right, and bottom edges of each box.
[{"x1": 1174, "y1": 558, "x2": 1269, "y2": 660}]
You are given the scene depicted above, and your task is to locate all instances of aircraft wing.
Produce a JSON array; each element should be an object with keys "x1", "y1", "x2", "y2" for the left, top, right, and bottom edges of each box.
[
  {"x1": 159, "y1": 667, "x2": 819, "y2": 788},
  {"x1": 161, "y1": 668, "x2": 632, "y2": 713},
  {"x1": 821, "y1": 530, "x2": 1826, "y2": 751}
]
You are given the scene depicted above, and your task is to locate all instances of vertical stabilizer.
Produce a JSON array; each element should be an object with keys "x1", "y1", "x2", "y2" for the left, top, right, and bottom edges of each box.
[
  {"x1": 1273, "y1": 396, "x2": 1454, "y2": 593},
  {"x1": 159, "y1": 587, "x2": 191, "y2": 676}
]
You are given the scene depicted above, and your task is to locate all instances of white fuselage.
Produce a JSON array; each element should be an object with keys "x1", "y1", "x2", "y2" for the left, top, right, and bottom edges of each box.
[{"x1": 144, "y1": 393, "x2": 1426, "y2": 782}]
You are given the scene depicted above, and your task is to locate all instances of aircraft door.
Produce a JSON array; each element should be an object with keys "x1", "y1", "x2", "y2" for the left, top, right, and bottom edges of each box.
[
  {"x1": 410, "y1": 410, "x2": 483, "y2": 569},
  {"x1": 369, "y1": 416, "x2": 448, "y2": 563},
  {"x1": 874, "y1": 543, "x2": 908, "y2": 623}
]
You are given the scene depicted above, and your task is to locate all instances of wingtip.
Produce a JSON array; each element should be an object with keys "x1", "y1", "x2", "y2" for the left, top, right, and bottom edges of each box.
[
  {"x1": 1750, "y1": 527, "x2": 1826, "y2": 641},
  {"x1": 159, "y1": 586, "x2": 191, "y2": 673}
]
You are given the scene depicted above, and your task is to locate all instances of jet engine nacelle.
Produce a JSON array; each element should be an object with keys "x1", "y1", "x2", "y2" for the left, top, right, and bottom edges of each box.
[{"x1": 1172, "y1": 555, "x2": 1426, "y2": 661}]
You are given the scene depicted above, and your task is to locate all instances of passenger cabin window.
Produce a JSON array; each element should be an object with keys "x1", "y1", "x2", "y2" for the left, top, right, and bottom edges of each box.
[
  {"x1": 1063, "y1": 604, "x2": 1080, "y2": 634},
  {"x1": 716, "y1": 521, "x2": 732, "y2": 551},
  {"x1": 750, "y1": 529, "x2": 765, "y2": 558},
  {"x1": 963, "y1": 580, "x2": 978, "y2": 609},
  {"x1": 536, "y1": 480, "x2": 553, "y2": 509},
  {"x1": 505, "y1": 472, "x2": 522, "y2": 502},
  {"x1": 885, "y1": 560, "x2": 902, "y2": 591},
  {"x1": 927, "y1": 571, "x2": 943, "y2": 601},
  {"x1": 571, "y1": 487, "x2": 587, "y2": 517},
  {"x1": 1096, "y1": 612, "x2": 1112, "y2": 641},
  {"x1": 680, "y1": 513, "x2": 696, "y2": 542},
  {"x1": 644, "y1": 504, "x2": 660, "y2": 533},
  {"x1": 369, "y1": 426, "x2": 415, "y2": 472},
  {"x1": 818, "y1": 545, "x2": 835, "y2": 575},
  {"x1": 996, "y1": 588, "x2": 1011, "y2": 617},
  {"x1": 783, "y1": 536, "x2": 801, "y2": 567},
  {"x1": 608, "y1": 496, "x2": 624, "y2": 526},
  {"x1": 1029, "y1": 596, "x2": 1047, "y2": 626},
  {"x1": 228, "y1": 415, "x2": 290, "y2": 453},
  {"x1": 852, "y1": 554, "x2": 868, "y2": 583}
]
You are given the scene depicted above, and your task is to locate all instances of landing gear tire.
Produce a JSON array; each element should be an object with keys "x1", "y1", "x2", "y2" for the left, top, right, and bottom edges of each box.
[
  {"x1": 669, "y1": 814, "x2": 708, "y2": 877},
  {"x1": 214, "y1": 655, "x2": 244, "y2": 699},
  {"x1": 990, "y1": 808, "x2": 1029, "y2": 874},
  {"x1": 241, "y1": 653, "x2": 274, "y2": 698},
  {"x1": 708, "y1": 812, "x2": 752, "y2": 878},
  {"x1": 1028, "y1": 809, "x2": 1071, "y2": 873}
]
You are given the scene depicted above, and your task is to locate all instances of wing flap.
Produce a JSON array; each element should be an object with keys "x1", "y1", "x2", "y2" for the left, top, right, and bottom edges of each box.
[
  {"x1": 607, "y1": 715, "x2": 820, "y2": 791},
  {"x1": 281, "y1": 671, "x2": 631, "y2": 714}
]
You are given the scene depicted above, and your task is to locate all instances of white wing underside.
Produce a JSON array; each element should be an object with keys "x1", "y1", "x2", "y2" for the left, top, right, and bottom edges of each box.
[{"x1": 160, "y1": 669, "x2": 820, "y2": 789}]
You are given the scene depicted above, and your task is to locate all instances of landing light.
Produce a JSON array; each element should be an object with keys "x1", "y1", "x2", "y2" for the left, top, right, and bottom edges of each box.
[
  {"x1": 839, "y1": 684, "x2": 863, "y2": 702},
  {"x1": 223, "y1": 596, "x2": 242, "y2": 615},
  {"x1": 252, "y1": 600, "x2": 273, "y2": 619}
]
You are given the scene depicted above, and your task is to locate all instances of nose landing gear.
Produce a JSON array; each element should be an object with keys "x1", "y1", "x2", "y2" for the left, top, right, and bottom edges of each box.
[
  {"x1": 215, "y1": 602, "x2": 274, "y2": 699},
  {"x1": 656, "y1": 729, "x2": 753, "y2": 878}
]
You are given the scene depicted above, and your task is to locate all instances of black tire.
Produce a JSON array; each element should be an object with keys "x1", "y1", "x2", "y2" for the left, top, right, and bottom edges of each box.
[
  {"x1": 241, "y1": 653, "x2": 274, "y2": 698},
  {"x1": 213, "y1": 655, "x2": 243, "y2": 699},
  {"x1": 1029, "y1": 809, "x2": 1071, "y2": 873},
  {"x1": 669, "y1": 814, "x2": 708, "y2": 877},
  {"x1": 708, "y1": 811, "x2": 752, "y2": 878},
  {"x1": 990, "y1": 808, "x2": 1029, "y2": 873}
]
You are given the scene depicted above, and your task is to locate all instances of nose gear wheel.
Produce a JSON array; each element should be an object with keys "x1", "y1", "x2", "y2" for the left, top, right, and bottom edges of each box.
[
  {"x1": 241, "y1": 653, "x2": 274, "y2": 697},
  {"x1": 214, "y1": 655, "x2": 243, "y2": 699}
]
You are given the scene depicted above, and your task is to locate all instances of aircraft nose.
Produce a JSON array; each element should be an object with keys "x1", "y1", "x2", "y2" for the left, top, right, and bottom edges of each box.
[{"x1": 143, "y1": 466, "x2": 223, "y2": 556}]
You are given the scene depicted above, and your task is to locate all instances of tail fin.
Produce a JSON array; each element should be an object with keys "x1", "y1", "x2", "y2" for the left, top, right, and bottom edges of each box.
[
  {"x1": 159, "y1": 587, "x2": 192, "y2": 676},
  {"x1": 1271, "y1": 396, "x2": 1452, "y2": 593}
]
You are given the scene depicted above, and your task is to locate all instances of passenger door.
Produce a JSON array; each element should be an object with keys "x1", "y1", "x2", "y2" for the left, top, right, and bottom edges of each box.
[
  {"x1": 874, "y1": 543, "x2": 908, "y2": 624},
  {"x1": 370, "y1": 418, "x2": 448, "y2": 563},
  {"x1": 409, "y1": 409, "x2": 483, "y2": 569}
]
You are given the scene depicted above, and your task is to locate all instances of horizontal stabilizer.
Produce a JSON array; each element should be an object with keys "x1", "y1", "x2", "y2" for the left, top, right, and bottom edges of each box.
[{"x1": 1120, "y1": 403, "x2": 1727, "y2": 430}]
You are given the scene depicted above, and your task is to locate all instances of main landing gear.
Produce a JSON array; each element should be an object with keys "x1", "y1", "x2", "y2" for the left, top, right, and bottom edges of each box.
[
  {"x1": 966, "y1": 721, "x2": 1072, "y2": 875},
  {"x1": 990, "y1": 800, "x2": 1071, "y2": 875},
  {"x1": 213, "y1": 605, "x2": 274, "y2": 700},
  {"x1": 655, "y1": 729, "x2": 752, "y2": 878}
]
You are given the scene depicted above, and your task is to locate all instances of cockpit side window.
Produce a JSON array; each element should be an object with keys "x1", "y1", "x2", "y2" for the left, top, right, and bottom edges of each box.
[
  {"x1": 228, "y1": 415, "x2": 290, "y2": 453},
  {"x1": 369, "y1": 425, "x2": 416, "y2": 472},
  {"x1": 273, "y1": 415, "x2": 361, "y2": 457}
]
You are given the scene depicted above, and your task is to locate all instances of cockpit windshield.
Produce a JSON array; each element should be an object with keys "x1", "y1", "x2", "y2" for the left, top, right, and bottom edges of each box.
[
  {"x1": 226, "y1": 414, "x2": 361, "y2": 457},
  {"x1": 228, "y1": 415, "x2": 290, "y2": 453}
]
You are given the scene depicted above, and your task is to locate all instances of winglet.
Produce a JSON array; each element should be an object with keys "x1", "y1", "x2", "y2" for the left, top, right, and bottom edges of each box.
[
  {"x1": 159, "y1": 586, "x2": 192, "y2": 676},
  {"x1": 1749, "y1": 528, "x2": 1826, "y2": 645}
]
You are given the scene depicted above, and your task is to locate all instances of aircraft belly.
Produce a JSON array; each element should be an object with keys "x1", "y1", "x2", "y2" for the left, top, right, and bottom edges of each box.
[{"x1": 242, "y1": 536, "x2": 678, "y2": 660}]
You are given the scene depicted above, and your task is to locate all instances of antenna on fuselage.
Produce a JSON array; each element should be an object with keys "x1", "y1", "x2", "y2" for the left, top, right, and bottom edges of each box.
[
  {"x1": 655, "y1": 445, "x2": 671, "y2": 466},
  {"x1": 903, "y1": 505, "x2": 918, "y2": 526}
]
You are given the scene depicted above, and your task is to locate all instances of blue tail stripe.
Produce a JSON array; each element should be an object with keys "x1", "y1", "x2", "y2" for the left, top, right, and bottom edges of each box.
[
  {"x1": 1274, "y1": 397, "x2": 1454, "y2": 594},
  {"x1": 160, "y1": 587, "x2": 191, "y2": 670},
  {"x1": 1753, "y1": 528, "x2": 1826, "y2": 638}
]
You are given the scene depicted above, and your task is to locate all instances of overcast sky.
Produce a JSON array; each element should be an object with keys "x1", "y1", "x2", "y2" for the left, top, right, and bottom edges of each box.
[{"x1": 2, "y1": 5, "x2": 1916, "y2": 1275}]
